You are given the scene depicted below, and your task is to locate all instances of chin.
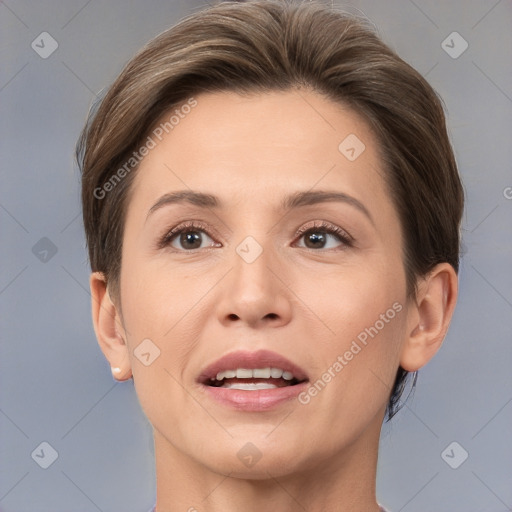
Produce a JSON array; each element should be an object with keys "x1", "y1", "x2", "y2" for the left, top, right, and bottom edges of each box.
[
  {"x1": 208, "y1": 456, "x2": 299, "y2": 481},
  {"x1": 193, "y1": 436, "x2": 305, "y2": 479}
]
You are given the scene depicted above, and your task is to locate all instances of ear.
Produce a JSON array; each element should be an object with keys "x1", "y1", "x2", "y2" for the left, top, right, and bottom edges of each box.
[
  {"x1": 400, "y1": 263, "x2": 458, "y2": 372},
  {"x1": 90, "y1": 272, "x2": 132, "y2": 381}
]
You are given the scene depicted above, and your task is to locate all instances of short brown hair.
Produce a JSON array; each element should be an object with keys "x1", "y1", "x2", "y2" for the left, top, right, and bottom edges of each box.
[{"x1": 77, "y1": 0, "x2": 464, "y2": 419}]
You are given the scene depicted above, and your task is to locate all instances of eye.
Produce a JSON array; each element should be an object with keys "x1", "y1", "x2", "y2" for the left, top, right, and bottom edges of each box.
[
  {"x1": 294, "y1": 221, "x2": 353, "y2": 250},
  {"x1": 157, "y1": 220, "x2": 353, "y2": 252},
  {"x1": 158, "y1": 221, "x2": 218, "y2": 251}
]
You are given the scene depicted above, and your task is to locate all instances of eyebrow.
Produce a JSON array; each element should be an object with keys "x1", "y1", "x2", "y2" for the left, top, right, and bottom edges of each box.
[{"x1": 146, "y1": 189, "x2": 374, "y2": 225}]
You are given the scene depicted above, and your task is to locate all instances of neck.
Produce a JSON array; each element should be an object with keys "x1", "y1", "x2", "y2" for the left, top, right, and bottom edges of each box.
[{"x1": 153, "y1": 415, "x2": 383, "y2": 512}]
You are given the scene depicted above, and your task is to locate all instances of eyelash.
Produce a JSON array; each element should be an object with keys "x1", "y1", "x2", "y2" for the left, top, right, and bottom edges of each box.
[
  {"x1": 157, "y1": 220, "x2": 354, "y2": 251},
  {"x1": 157, "y1": 220, "x2": 215, "y2": 250},
  {"x1": 295, "y1": 221, "x2": 353, "y2": 248}
]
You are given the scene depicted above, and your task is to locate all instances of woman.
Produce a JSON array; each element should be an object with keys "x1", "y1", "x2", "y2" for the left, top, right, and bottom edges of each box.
[{"x1": 77, "y1": 1, "x2": 463, "y2": 510}]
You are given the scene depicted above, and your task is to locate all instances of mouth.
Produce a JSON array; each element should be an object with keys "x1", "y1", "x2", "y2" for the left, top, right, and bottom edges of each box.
[{"x1": 197, "y1": 350, "x2": 309, "y2": 410}]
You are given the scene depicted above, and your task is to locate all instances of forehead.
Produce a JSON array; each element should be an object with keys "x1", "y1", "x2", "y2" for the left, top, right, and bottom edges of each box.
[{"x1": 130, "y1": 89, "x2": 390, "y2": 210}]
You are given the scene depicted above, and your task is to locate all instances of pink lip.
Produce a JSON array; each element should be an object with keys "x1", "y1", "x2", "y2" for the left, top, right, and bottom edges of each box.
[
  {"x1": 199, "y1": 382, "x2": 310, "y2": 411},
  {"x1": 196, "y1": 349, "x2": 309, "y2": 411}
]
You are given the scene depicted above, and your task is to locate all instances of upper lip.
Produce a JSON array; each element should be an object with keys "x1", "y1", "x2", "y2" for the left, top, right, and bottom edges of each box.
[{"x1": 197, "y1": 349, "x2": 309, "y2": 384}]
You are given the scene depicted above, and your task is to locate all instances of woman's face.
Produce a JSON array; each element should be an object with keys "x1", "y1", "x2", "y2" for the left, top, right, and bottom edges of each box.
[{"x1": 116, "y1": 89, "x2": 413, "y2": 477}]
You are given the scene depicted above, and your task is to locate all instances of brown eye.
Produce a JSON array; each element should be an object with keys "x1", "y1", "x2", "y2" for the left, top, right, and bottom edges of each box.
[
  {"x1": 295, "y1": 221, "x2": 353, "y2": 250},
  {"x1": 158, "y1": 221, "x2": 217, "y2": 251},
  {"x1": 302, "y1": 230, "x2": 329, "y2": 249},
  {"x1": 174, "y1": 231, "x2": 205, "y2": 250}
]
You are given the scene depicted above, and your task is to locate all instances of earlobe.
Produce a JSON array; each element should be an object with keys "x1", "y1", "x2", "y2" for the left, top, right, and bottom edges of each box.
[
  {"x1": 89, "y1": 272, "x2": 132, "y2": 381},
  {"x1": 400, "y1": 263, "x2": 458, "y2": 372}
]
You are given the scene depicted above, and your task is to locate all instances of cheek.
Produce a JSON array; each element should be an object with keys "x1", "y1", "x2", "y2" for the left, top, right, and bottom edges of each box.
[
  {"x1": 117, "y1": 262, "x2": 205, "y2": 434},
  {"x1": 119, "y1": 244, "x2": 199, "y2": 334},
  {"x1": 292, "y1": 260, "x2": 407, "y2": 411},
  {"x1": 118, "y1": 254, "x2": 214, "y2": 388},
  {"x1": 294, "y1": 256, "x2": 406, "y2": 341}
]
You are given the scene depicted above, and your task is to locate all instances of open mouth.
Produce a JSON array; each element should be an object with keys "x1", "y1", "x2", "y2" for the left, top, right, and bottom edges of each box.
[
  {"x1": 205, "y1": 367, "x2": 306, "y2": 390},
  {"x1": 197, "y1": 349, "x2": 310, "y2": 401}
]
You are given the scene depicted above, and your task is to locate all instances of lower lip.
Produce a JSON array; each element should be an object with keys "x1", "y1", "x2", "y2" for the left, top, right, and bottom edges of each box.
[{"x1": 199, "y1": 381, "x2": 309, "y2": 411}]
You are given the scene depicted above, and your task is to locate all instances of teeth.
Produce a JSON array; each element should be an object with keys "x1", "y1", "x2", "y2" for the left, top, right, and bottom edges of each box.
[
  {"x1": 270, "y1": 367, "x2": 283, "y2": 378},
  {"x1": 253, "y1": 368, "x2": 271, "y2": 378},
  {"x1": 214, "y1": 367, "x2": 295, "y2": 381},
  {"x1": 221, "y1": 382, "x2": 278, "y2": 390}
]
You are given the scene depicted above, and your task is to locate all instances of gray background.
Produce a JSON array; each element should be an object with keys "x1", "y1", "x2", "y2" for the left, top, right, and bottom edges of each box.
[{"x1": 1, "y1": 1, "x2": 511, "y2": 511}]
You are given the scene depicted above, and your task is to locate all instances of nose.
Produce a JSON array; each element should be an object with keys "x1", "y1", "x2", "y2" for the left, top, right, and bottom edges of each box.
[{"x1": 215, "y1": 238, "x2": 292, "y2": 329}]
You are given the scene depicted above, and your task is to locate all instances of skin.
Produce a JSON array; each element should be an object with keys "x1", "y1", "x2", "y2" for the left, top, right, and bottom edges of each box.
[{"x1": 90, "y1": 89, "x2": 458, "y2": 512}]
